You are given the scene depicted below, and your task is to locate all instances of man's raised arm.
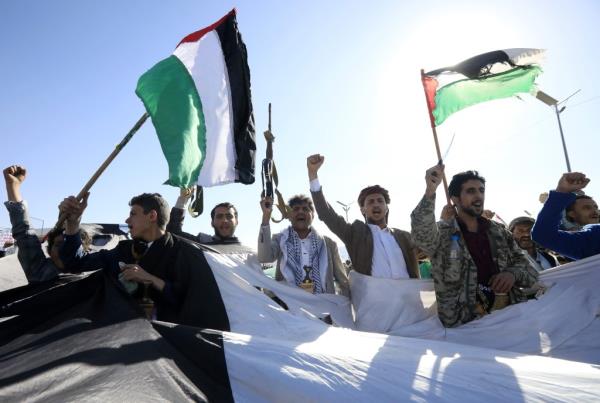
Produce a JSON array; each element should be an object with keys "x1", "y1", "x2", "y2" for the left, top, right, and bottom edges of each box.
[
  {"x1": 257, "y1": 196, "x2": 280, "y2": 263},
  {"x1": 411, "y1": 164, "x2": 446, "y2": 255},
  {"x1": 166, "y1": 187, "x2": 192, "y2": 235},
  {"x1": 532, "y1": 172, "x2": 599, "y2": 260},
  {"x1": 58, "y1": 194, "x2": 107, "y2": 272},
  {"x1": 307, "y1": 154, "x2": 352, "y2": 244},
  {"x1": 3, "y1": 165, "x2": 58, "y2": 282}
]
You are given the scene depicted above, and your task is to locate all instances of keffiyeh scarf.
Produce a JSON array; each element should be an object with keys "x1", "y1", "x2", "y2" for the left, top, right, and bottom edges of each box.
[{"x1": 284, "y1": 227, "x2": 325, "y2": 294}]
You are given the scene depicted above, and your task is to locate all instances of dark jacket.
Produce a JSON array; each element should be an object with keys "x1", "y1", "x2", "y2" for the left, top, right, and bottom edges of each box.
[
  {"x1": 167, "y1": 207, "x2": 240, "y2": 245},
  {"x1": 60, "y1": 231, "x2": 229, "y2": 329}
]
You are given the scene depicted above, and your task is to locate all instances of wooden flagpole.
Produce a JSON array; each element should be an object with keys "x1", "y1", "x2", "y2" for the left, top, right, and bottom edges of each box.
[
  {"x1": 420, "y1": 69, "x2": 451, "y2": 205},
  {"x1": 53, "y1": 112, "x2": 150, "y2": 230}
]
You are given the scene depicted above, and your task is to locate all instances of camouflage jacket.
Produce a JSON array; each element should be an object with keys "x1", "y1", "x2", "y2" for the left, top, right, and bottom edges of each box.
[{"x1": 410, "y1": 195, "x2": 538, "y2": 328}]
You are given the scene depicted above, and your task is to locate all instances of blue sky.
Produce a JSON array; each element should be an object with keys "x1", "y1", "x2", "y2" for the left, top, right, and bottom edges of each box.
[{"x1": 1, "y1": 0, "x2": 599, "y2": 249}]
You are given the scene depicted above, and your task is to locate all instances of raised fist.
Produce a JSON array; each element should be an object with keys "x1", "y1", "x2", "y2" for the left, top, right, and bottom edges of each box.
[
  {"x1": 425, "y1": 164, "x2": 444, "y2": 197},
  {"x1": 556, "y1": 172, "x2": 590, "y2": 193},
  {"x1": 260, "y1": 196, "x2": 273, "y2": 214},
  {"x1": 3, "y1": 165, "x2": 27, "y2": 185},
  {"x1": 307, "y1": 154, "x2": 324, "y2": 179},
  {"x1": 260, "y1": 196, "x2": 274, "y2": 225}
]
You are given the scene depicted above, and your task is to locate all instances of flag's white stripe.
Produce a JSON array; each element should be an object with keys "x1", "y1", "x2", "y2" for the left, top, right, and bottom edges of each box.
[
  {"x1": 201, "y1": 252, "x2": 600, "y2": 402},
  {"x1": 174, "y1": 32, "x2": 237, "y2": 187},
  {"x1": 503, "y1": 48, "x2": 545, "y2": 66}
]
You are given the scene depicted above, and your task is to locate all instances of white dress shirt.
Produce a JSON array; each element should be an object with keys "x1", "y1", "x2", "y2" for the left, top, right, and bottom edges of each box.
[
  {"x1": 368, "y1": 224, "x2": 409, "y2": 279},
  {"x1": 300, "y1": 237, "x2": 311, "y2": 268},
  {"x1": 309, "y1": 177, "x2": 408, "y2": 279}
]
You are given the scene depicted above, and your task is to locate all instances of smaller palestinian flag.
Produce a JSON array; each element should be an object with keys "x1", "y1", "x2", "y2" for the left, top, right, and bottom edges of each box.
[
  {"x1": 136, "y1": 9, "x2": 256, "y2": 188},
  {"x1": 422, "y1": 48, "x2": 544, "y2": 126}
]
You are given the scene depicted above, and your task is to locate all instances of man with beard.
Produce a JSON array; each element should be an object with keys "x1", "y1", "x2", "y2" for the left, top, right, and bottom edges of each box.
[
  {"x1": 167, "y1": 188, "x2": 241, "y2": 245},
  {"x1": 411, "y1": 165, "x2": 538, "y2": 327},
  {"x1": 58, "y1": 193, "x2": 227, "y2": 328},
  {"x1": 258, "y1": 194, "x2": 349, "y2": 296},
  {"x1": 532, "y1": 172, "x2": 600, "y2": 260},
  {"x1": 306, "y1": 154, "x2": 419, "y2": 279},
  {"x1": 564, "y1": 195, "x2": 599, "y2": 230},
  {"x1": 509, "y1": 216, "x2": 558, "y2": 271}
]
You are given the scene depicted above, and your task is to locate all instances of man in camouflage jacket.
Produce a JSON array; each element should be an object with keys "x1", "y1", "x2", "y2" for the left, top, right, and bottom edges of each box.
[{"x1": 411, "y1": 165, "x2": 538, "y2": 328}]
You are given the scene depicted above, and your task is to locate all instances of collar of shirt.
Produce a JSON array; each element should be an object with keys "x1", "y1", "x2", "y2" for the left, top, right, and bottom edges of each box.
[
  {"x1": 368, "y1": 224, "x2": 390, "y2": 233},
  {"x1": 535, "y1": 249, "x2": 553, "y2": 270},
  {"x1": 457, "y1": 216, "x2": 490, "y2": 234}
]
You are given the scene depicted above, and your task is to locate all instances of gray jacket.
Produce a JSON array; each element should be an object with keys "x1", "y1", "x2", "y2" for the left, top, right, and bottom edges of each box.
[{"x1": 4, "y1": 201, "x2": 59, "y2": 282}]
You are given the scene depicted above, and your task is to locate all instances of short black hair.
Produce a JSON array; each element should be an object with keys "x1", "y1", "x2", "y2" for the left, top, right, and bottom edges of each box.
[
  {"x1": 211, "y1": 202, "x2": 238, "y2": 220},
  {"x1": 566, "y1": 195, "x2": 593, "y2": 214},
  {"x1": 129, "y1": 193, "x2": 170, "y2": 230},
  {"x1": 288, "y1": 194, "x2": 314, "y2": 212},
  {"x1": 358, "y1": 185, "x2": 390, "y2": 207},
  {"x1": 449, "y1": 171, "x2": 486, "y2": 198}
]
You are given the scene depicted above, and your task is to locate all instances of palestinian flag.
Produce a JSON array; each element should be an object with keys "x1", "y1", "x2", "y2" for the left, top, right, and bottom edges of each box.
[
  {"x1": 422, "y1": 48, "x2": 544, "y2": 126},
  {"x1": 136, "y1": 9, "x2": 256, "y2": 188}
]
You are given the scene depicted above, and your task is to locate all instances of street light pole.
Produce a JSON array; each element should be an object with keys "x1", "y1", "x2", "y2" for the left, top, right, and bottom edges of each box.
[
  {"x1": 336, "y1": 201, "x2": 354, "y2": 222},
  {"x1": 554, "y1": 103, "x2": 571, "y2": 172},
  {"x1": 536, "y1": 89, "x2": 580, "y2": 173}
]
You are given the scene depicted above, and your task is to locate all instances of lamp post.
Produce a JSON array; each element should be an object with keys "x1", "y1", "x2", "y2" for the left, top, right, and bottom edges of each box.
[
  {"x1": 536, "y1": 89, "x2": 580, "y2": 172},
  {"x1": 336, "y1": 201, "x2": 354, "y2": 222}
]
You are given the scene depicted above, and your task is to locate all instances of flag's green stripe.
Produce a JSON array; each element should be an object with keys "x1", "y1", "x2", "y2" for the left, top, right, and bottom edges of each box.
[
  {"x1": 135, "y1": 55, "x2": 206, "y2": 188},
  {"x1": 433, "y1": 66, "x2": 542, "y2": 126}
]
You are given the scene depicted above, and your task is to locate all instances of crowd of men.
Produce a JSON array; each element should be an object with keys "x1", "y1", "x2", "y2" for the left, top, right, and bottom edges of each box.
[{"x1": 3, "y1": 156, "x2": 599, "y2": 328}]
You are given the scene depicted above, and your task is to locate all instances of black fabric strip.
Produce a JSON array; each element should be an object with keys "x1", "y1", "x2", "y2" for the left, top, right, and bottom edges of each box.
[
  {"x1": 0, "y1": 257, "x2": 234, "y2": 401},
  {"x1": 215, "y1": 12, "x2": 256, "y2": 184},
  {"x1": 153, "y1": 322, "x2": 233, "y2": 402},
  {"x1": 426, "y1": 50, "x2": 512, "y2": 78}
]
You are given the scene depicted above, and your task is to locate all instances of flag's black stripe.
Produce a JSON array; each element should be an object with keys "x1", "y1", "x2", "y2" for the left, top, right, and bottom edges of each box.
[
  {"x1": 426, "y1": 50, "x2": 512, "y2": 78},
  {"x1": 153, "y1": 323, "x2": 233, "y2": 402},
  {"x1": 216, "y1": 12, "x2": 256, "y2": 185},
  {"x1": 0, "y1": 248, "x2": 234, "y2": 401},
  {"x1": 177, "y1": 237, "x2": 231, "y2": 332}
]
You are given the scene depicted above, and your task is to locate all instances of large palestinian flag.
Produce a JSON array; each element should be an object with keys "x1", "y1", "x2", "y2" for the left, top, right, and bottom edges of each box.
[
  {"x1": 422, "y1": 48, "x2": 544, "y2": 126},
  {"x1": 2, "y1": 229, "x2": 600, "y2": 402},
  {"x1": 136, "y1": 9, "x2": 256, "y2": 188}
]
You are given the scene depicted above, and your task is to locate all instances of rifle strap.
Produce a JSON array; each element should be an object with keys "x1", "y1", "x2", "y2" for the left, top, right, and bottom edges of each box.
[{"x1": 188, "y1": 185, "x2": 204, "y2": 217}]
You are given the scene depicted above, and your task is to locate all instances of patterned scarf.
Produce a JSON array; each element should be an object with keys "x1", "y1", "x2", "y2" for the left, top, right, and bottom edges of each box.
[{"x1": 284, "y1": 227, "x2": 324, "y2": 294}]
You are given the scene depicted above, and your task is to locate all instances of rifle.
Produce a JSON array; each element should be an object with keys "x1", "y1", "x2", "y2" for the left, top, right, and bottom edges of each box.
[{"x1": 261, "y1": 103, "x2": 289, "y2": 223}]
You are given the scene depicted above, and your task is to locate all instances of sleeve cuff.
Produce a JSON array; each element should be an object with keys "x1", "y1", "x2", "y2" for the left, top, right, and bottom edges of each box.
[
  {"x1": 4, "y1": 200, "x2": 26, "y2": 210},
  {"x1": 174, "y1": 197, "x2": 189, "y2": 209},
  {"x1": 310, "y1": 178, "x2": 321, "y2": 192}
]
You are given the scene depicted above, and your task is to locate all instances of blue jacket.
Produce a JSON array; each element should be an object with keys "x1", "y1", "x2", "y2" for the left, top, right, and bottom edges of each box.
[{"x1": 531, "y1": 191, "x2": 600, "y2": 260}]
